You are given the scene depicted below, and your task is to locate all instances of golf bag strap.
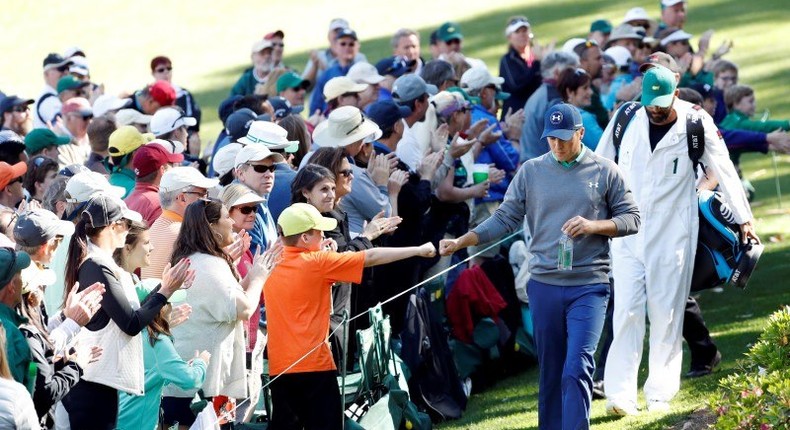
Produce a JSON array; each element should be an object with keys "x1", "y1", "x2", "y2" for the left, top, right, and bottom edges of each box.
[
  {"x1": 686, "y1": 105, "x2": 706, "y2": 178},
  {"x1": 612, "y1": 101, "x2": 642, "y2": 163}
]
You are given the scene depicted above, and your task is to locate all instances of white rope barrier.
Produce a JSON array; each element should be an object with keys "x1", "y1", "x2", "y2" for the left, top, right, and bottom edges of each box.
[{"x1": 205, "y1": 230, "x2": 523, "y2": 428}]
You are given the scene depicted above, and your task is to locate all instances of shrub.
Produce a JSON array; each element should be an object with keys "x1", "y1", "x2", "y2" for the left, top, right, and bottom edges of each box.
[{"x1": 708, "y1": 306, "x2": 790, "y2": 429}]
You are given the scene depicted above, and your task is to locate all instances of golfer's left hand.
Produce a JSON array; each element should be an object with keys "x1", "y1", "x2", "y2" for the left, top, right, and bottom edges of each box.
[
  {"x1": 740, "y1": 220, "x2": 760, "y2": 244},
  {"x1": 562, "y1": 216, "x2": 596, "y2": 238}
]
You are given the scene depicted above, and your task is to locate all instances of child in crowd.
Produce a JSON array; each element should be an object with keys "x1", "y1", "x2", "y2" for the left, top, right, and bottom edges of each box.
[
  {"x1": 720, "y1": 84, "x2": 790, "y2": 133},
  {"x1": 264, "y1": 203, "x2": 436, "y2": 429}
]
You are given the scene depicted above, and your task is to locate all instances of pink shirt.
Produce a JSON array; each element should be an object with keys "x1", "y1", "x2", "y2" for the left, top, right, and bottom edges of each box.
[{"x1": 125, "y1": 183, "x2": 162, "y2": 227}]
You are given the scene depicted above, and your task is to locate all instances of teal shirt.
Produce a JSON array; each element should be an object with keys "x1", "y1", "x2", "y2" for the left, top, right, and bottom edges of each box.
[
  {"x1": 117, "y1": 331, "x2": 207, "y2": 430},
  {"x1": 0, "y1": 304, "x2": 32, "y2": 389},
  {"x1": 109, "y1": 168, "x2": 136, "y2": 198},
  {"x1": 551, "y1": 145, "x2": 587, "y2": 168},
  {"x1": 230, "y1": 68, "x2": 261, "y2": 96}
]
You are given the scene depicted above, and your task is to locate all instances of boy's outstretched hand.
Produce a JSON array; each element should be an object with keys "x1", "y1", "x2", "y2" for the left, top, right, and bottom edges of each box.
[{"x1": 418, "y1": 242, "x2": 437, "y2": 258}]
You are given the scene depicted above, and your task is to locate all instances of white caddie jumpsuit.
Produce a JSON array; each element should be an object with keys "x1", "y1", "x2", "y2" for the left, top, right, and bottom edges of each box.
[{"x1": 595, "y1": 99, "x2": 752, "y2": 405}]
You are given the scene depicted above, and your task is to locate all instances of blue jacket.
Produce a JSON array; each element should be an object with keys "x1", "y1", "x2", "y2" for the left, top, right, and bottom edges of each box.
[
  {"x1": 470, "y1": 105, "x2": 519, "y2": 203},
  {"x1": 580, "y1": 108, "x2": 603, "y2": 151},
  {"x1": 268, "y1": 163, "x2": 298, "y2": 222},
  {"x1": 309, "y1": 62, "x2": 353, "y2": 115},
  {"x1": 601, "y1": 73, "x2": 633, "y2": 112}
]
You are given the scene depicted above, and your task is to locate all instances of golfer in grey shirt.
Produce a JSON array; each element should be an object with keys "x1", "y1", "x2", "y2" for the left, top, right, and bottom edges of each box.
[{"x1": 440, "y1": 103, "x2": 640, "y2": 430}]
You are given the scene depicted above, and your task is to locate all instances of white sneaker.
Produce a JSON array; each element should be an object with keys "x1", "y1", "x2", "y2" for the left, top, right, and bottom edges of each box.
[
  {"x1": 606, "y1": 399, "x2": 639, "y2": 416},
  {"x1": 647, "y1": 400, "x2": 670, "y2": 413}
]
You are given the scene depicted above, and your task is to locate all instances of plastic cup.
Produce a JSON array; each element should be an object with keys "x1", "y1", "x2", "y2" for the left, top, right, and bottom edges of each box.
[{"x1": 472, "y1": 164, "x2": 489, "y2": 184}]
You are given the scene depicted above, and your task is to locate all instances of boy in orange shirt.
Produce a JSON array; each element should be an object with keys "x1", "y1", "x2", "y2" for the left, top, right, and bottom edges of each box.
[{"x1": 264, "y1": 203, "x2": 436, "y2": 430}]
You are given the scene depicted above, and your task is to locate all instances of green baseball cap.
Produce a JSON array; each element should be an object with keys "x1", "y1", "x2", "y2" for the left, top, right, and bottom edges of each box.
[
  {"x1": 642, "y1": 66, "x2": 677, "y2": 108},
  {"x1": 24, "y1": 129, "x2": 71, "y2": 154},
  {"x1": 276, "y1": 72, "x2": 310, "y2": 94},
  {"x1": 437, "y1": 22, "x2": 463, "y2": 42},
  {"x1": 446, "y1": 86, "x2": 481, "y2": 105},
  {"x1": 57, "y1": 75, "x2": 90, "y2": 94},
  {"x1": 590, "y1": 19, "x2": 612, "y2": 34},
  {"x1": 0, "y1": 247, "x2": 31, "y2": 288}
]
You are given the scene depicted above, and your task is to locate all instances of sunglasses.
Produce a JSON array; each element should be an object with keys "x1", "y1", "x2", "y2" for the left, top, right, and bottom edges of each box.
[
  {"x1": 234, "y1": 205, "x2": 258, "y2": 215},
  {"x1": 4, "y1": 213, "x2": 18, "y2": 233},
  {"x1": 271, "y1": 42, "x2": 285, "y2": 48},
  {"x1": 338, "y1": 168, "x2": 353, "y2": 178},
  {"x1": 339, "y1": 41, "x2": 356, "y2": 47},
  {"x1": 246, "y1": 163, "x2": 277, "y2": 173},
  {"x1": 11, "y1": 105, "x2": 29, "y2": 113},
  {"x1": 447, "y1": 39, "x2": 462, "y2": 45},
  {"x1": 183, "y1": 190, "x2": 209, "y2": 199},
  {"x1": 155, "y1": 66, "x2": 173, "y2": 73},
  {"x1": 114, "y1": 218, "x2": 132, "y2": 230}
]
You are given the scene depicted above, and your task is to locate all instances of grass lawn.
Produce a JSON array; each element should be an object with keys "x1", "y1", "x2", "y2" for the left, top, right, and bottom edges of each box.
[{"x1": 4, "y1": 1, "x2": 789, "y2": 428}]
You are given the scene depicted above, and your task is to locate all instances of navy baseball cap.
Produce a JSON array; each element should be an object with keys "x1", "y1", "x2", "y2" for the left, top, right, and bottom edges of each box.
[
  {"x1": 226, "y1": 108, "x2": 258, "y2": 142},
  {"x1": 0, "y1": 95, "x2": 33, "y2": 114},
  {"x1": 269, "y1": 96, "x2": 304, "y2": 119},
  {"x1": 366, "y1": 100, "x2": 411, "y2": 131},
  {"x1": 541, "y1": 103, "x2": 583, "y2": 141},
  {"x1": 375, "y1": 56, "x2": 416, "y2": 78}
]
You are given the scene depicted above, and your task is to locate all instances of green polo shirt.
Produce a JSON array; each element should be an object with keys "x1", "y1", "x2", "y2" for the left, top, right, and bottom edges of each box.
[
  {"x1": 0, "y1": 303, "x2": 31, "y2": 388},
  {"x1": 109, "y1": 168, "x2": 136, "y2": 198},
  {"x1": 551, "y1": 145, "x2": 587, "y2": 169}
]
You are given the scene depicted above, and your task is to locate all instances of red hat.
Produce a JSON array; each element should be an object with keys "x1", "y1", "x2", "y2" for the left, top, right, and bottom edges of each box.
[
  {"x1": 264, "y1": 30, "x2": 285, "y2": 39},
  {"x1": 0, "y1": 161, "x2": 27, "y2": 189},
  {"x1": 132, "y1": 143, "x2": 183, "y2": 177},
  {"x1": 148, "y1": 80, "x2": 176, "y2": 106}
]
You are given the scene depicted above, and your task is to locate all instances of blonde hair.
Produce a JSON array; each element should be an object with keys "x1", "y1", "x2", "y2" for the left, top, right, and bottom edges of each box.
[{"x1": 220, "y1": 183, "x2": 262, "y2": 208}]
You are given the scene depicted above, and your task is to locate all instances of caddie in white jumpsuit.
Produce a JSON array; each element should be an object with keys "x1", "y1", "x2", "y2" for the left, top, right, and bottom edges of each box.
[{"x1": 594, "y1": 66, "x2": 758, "y2": 415}]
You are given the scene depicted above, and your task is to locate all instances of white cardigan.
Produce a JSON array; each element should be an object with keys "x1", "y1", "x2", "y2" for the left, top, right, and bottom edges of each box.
[{"x1": 165, "y1": 253, "x2": 247, "y2": 399}]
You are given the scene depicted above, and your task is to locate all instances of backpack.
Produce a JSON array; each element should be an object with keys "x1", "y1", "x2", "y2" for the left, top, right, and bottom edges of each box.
[
  {"x1": 400, "y1": 288, "x2": 467, "y2": 422},
  {"x1": 611, "y1": 102, "x2": 763, "y2": 291}
]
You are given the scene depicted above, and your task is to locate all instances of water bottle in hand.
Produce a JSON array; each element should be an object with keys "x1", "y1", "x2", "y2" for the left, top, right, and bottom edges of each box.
[{"x1": 558, "y1": 233, "x2": 573, "y2": 271}]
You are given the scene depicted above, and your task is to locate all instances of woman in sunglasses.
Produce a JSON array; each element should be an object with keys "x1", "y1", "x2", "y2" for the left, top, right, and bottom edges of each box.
[
  {"x1": 297, "y1": 155, "x2": 400, "y2": 369},
  {"x1": 162, "y1": 198, "x2": 281, "y2": 428}
]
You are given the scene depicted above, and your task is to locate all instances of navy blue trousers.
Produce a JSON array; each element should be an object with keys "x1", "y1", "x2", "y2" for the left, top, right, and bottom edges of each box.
[{"x1": 528, "y1": 279, "x2": 609, "y2": 430}]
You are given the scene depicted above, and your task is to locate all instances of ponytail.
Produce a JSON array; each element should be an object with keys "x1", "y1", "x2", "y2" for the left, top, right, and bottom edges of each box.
[{"x1": 63, "y1": 217, "x2": 104, "y2": 306}]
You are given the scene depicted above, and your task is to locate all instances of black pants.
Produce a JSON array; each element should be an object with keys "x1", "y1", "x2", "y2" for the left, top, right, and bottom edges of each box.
[
  {"x1": 62, "y1": 379, "x2": 118, "y2": 430},
  {"x1": 269, "y1": 371, "x2": 343, "y2": 430},
  {"x1": 683, "y1": 296, "x2": 718, "y2": 367}
]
